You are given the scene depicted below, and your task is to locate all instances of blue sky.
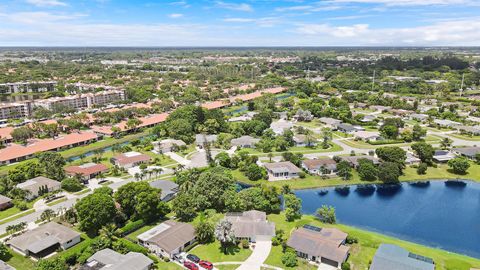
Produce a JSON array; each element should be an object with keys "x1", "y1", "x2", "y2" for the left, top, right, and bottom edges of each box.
[{"x1": 0, "y1": 0, "x2": 479, "y2": 46}]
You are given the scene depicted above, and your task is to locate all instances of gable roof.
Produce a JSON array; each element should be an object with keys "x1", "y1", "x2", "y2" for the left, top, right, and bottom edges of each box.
[
  {"x1": 224, "y1": 210, "x2": 275, "y2": 238},
  {"x1": 302, "y1": 159, "x2": 337, "y2": 170},
  {"x1": 138, "y1": 220, "x2": 195, "y2": 254},
  {"x1": 263, "y1": 161, "x2": 301, "y2": 174},
  {"x1": 16, "y1": 176, "x2": 61, "y2": 194},
  {"x1": 112, "y1": 152, "x2": 151, "y2": 166},
  {"x1": 85, "y1": 248, "x2": 153, "y2": 270},
  {"x1": 65, "y1": 163, "x2": 108, "y2": 176},
  {"x1": 370, "y1": 244, "x2": 435, "y2": 270}
]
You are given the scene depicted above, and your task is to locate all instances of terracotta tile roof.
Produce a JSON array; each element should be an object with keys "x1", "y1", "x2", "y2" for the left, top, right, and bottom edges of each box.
[
  {"x1": 0, "y1": 131, "x2": 98, "y2": 163},
  {"x1": 0, "y1": 126, "x2": 14, "y2": 141},
  {"x1": 91, "y1": 113, "x2": 169, "y2": 135},
  {"x1": 201, "y1": 100, "x2": 230, "y2": 110},
  {"x1": 65, "y1": 163, "x2": 108, "y2": 176},
  {"x1": 230, "y1": 87, "x2": 286, "y2": 102},
  {"x1": 112, "y1": 152, "x2": 151, "y2": 166}
]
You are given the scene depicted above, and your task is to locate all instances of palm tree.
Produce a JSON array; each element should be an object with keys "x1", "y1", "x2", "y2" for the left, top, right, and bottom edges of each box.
[
  {"x1": 99, "y1": 223, "x2": 118, "y2": 242},
  {"x1": 134, "y1": 173, "x2": 140, "y2": 181},
  {"x1": 40, "y1": 209, "x2": 57, "y2": 222},
  {"x1": 215, "y1": 220, "x2": 236, "y2": 254}
]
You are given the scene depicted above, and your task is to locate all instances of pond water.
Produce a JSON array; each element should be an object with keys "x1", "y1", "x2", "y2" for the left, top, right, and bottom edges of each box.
[{"x1": 294, "y1": 180, "x2": 480, "y2": 259}]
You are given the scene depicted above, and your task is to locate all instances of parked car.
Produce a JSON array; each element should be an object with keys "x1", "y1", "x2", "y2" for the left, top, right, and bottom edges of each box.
[
  {"x1": 184, "y1": 261, "x2": 198, "y2": 270},
  {"x1": 173, "y1": 253, "x2": 185, "y2": 263},
  {"x1": 186, "y1": 254, "x2": 200, "y2": 263},
  {"x1": 199, "y1": 260, "x2": 213, "y2": 270}
]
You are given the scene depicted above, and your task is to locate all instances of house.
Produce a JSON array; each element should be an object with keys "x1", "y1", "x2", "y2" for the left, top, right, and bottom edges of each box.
[
  {"x1": 153, "y1": 139, "x2": 186, "y2": 153},
  {"x1": 336, "y1": 123, "x2": 364, "y2": 134},
  {"x1": 370, "y1": 244, "x2": 434, "y2": 270},
  {"x1": 353, "y1": 131, "x2": 382, "y2": 141},
  {"x1": 228, "y1": 112, "x2": 257, "y2": 122},
  {"x1": 432, "y1": 150, "x2": 455, "y2": 163},
  {"x1": 457, "y1": 125, "x2": 480, "y2": 135},
  {"x1": 263, "y1": 161, "x2": 302, "y2": 181},
  {"x1": 111, "y1": 151, "x2": 151, "y2": 169},
  {"x1": 452, "y1": 147, "x2": 480, "y2": 160},
  {"x1": 270, "y1": 120, "x2": 294, "y2": 135},
  {"x1": 293, "y1": 134, "x2": 316, "y2": 147},
  {"x1": 433, "y1": 119, "x2": 461, "y2": 128},
  {"x1": 340, "y1": 156, "x2": 380, "y2": 168},
  {"x1": 287, "y1": 225, "x2": 350, "y2": 268},
  {"x1": 137, "y1": 220, "x2": 196, "y2": 259},
  {"x1": 319, "y1": 117, "x2": 342, "y2": 128},
  {"x1": 224, "y1": 210, "x2": 275, "y2": 242},
  {"x1": 0, "y1": 195, "x2": 12, "y2": 211},
  {"x1": 149, "y1": 180, "x2": 179, "y2": 201},
  {"x1": 16, "y1": 176, "x2": 61, "y2": 200},
  {"x1": 360, "y1": 115, "x2": 377, "y2": 123},
  {"x1": 405, "y1": 152, "x2": 421, "y2": 164},
  {"x1": 410, "y1": 113, "x2": 429, "y2": 122},
  {"x1": 195, "y1": 134, "x2": 218, "y2": 146},
  {"x1": 231, "y1": 135, "x2": 260, "y2": 148},
  {"x1": 370, "y1": 105, "x2": 392, "y2": 112},
  {"x1": 301, "y1": 159, "x2": 337, "y2": 175},
  {"x1": 65, "y1": 163, "x2": 109, "y2": 181},
  {"x1": 293, "y1": 109, "x2": 314, "y2": 122},
  {"x1": 8, "y1": 222, "x2": 81, "y2": 258},
  {"x1": 82, "y1": 248, "x2": 153, "y2": 270}
]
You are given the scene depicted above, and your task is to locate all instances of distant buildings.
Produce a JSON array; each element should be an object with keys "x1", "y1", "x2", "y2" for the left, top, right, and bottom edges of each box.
[
  {"x1": 340, "y1": 156, "x2": 380, "y2": 168},
  {"x1": 153, "y1": 139, "x2": 186, "y2": 153},
  {"x1": 287, "y1": 225, "x2": 350, "y2": 268},
  {"x1": 370, "y1": 244, "x2": 434, "y2": 270},
  {"x1": 231, "y1": 135, "x2": 260, "y2": 148},
  {"x1": 8, "y1": 222, "x2": 80, "y2": 258},
  {"x1": 0, "y1": 81, "x2": 57, "y2": 94},
  {"x1": 270, "y1": 120, "x2": 294, "y2": 135},
  {"x1": 0, "y1": 102, "x2": 31, "y2": 120},
  {"x1": 34, "y1": 90, "x2": 125, "y2": 111},
  {"x1": 137, "y1": 220, "x2": 196, "y2": 259},
  {"x1": 195, "y1": 134, "x2": 218, "y2": 146}
]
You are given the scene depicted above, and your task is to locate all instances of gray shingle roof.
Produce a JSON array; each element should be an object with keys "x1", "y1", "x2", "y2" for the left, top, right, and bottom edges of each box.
[
  {"x1": 370, "y1": 244, "x2": 435, "y2": 270},
  {"x1": 85, "y1": 248, "x2": 153, "y2": 270},
  {"x1": 225, "y1": 210, "x2": 275, "y2": 239}
]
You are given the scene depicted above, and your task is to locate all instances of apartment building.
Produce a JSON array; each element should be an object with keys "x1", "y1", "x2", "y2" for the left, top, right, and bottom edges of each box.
[
  {"x1": 0, "y1": 81, "x2": 57, "y2": 94},
  {"x1": 0, "y1": 102, "x2": 32, "y2": 119},
  {"x1": 34, "y1": 90, "x2": 125, "y2": 111}
]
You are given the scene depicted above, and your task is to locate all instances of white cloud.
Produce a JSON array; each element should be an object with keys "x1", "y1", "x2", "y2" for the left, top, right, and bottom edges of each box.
[
  {"x1": 327, "y1": 0, "x2": 478, "y2": 6},
  {"x1": 0, "y1": 12, "x2": 84, "y2": 24},
  {"x1": 170, "y1": 1, "x2": 191, "y2": 8},
  {"x1": 295, "y1": 19, "x2": 480, "y2": 45},
  {"x1": 223, "y1": 17, "x2": 281, "y2": 27},
  {"x1": 215, "y1": 1, "x2": 253, "y2": 12},
  {"x1": 275, "y1": 5, "x2": 312, "y2": 12},
  {"x1": 169, "y1": 13, "x2": 184, "y2": 18},
  {"x1": 26, "y1": 0, "x2": 67, "y2": 7}
]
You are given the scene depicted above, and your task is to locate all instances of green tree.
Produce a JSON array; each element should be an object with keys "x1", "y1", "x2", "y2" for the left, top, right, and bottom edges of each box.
[
  {"x1": 440, "y1": 137, "x2": 453, "y2": 150},
  {"x1": 448, "y1": 157, "x2": 470, "y2": 174},
  {"x1": 36, "y1": 257, "x2": 68, "y2": 270},
  {"x1": 411, "y1": 142, "x2": 435, "y2": 164},
  {"x1": 375, "y1": 146, "x2": 407, "y2": 169},
  {"x1": 172, "y1": 193, "x2": 197, "y2": 221},
  {"x1": 281, "y1": 249, "x2": 298, "y2": 267},
  {"x1": 215, "y1": 220, "x2": 236, "y2": 254},
  {"x1": 336, "y1": 160, "x2": 352, "y2": 180},
  {"x1": 61, "y1": 178, "x2": 84, "y2": 192},
  {"x1": 380, "y1": 125, "x2": 399, "y2": 140},
  {"x1": 11, "y1": 127, "x2": 34, "y2": 144},
  {"x1": 38, "y1": 152, "x2": 66, "y2": 181},
  {"x1": 417, "y1": 163, "x2": 428, "y2": 175},
  {"x1": 75, "y1": 190, "x2": 117, "y2": 235},
  {"x1": 412, "y1": 124, "x2": 426, "y2": 141},
  {"x1": 284, "y1": 194, "x2": 302, "y2": 222},
  {"x1": 316, "y1": 205, "x2": 336, "y2": 224},
  {"x1": 195, "y1": 216, "x2": 215, "y2": 244},
  {"x1": 244, "y1": 163, "x2": 265, "y2": 181},
  {"x1": 0, "y1": 243, "x2": 9, "y2": 258},
  {"x1": 357, "y1": 158, "x2": 378, "y2": 181},
  {"x1": 378, "y1": 162, "x2": 402, "y2": 183},
  {"x1": 215, "y1": 152, "x2": 232, "y2": 168}
]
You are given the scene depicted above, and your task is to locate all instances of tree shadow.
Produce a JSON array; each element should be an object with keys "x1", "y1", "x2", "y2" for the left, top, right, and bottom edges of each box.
[{"x1": 218, "y1": 243, "x2": 241, "y2": 256}]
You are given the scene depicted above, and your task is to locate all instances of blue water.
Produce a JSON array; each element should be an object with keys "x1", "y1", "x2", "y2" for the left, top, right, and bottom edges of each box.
[{"x1": 294, "y1": 181, "x2": 480, "y2": 259}]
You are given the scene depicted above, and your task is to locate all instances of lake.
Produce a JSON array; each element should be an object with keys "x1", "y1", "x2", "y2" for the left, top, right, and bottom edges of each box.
[{"x1": 294, "y1": 180, "x2": 480, "y2": 259}]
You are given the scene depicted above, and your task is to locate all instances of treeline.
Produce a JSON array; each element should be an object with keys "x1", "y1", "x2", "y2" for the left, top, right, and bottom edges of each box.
[{"x1": 376, "y1": 56, "x2": 469, "y2": 71}]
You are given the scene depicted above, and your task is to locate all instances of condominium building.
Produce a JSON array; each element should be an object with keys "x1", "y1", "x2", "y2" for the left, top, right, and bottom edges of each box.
[
  {"x1": 0, "y1": 81, "x2": 57, "y2": 94},
  {"x1": 34, "y1": 90, "x2": 125, "y2": 111},
  {"x1": 0, "y1": 102, "x2": 32, "y2": 119}
]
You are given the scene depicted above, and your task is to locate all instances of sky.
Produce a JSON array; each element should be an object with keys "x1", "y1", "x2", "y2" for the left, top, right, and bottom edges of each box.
[{"x1": 0, "y1": 0, "x2": 480, "y2": 46}]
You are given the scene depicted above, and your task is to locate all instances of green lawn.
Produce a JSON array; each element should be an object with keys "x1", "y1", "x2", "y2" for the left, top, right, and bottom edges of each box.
[
  {"x1": 156, "y1": 260, "x2": 184, "y2": 270},
  {"x1": 265, "y1": 245, "x2": 317, "y2": 270},
  {"x1": 342, "y1": 136, "x2": 441, "y2": 149},
  {"x1": 237, "y1": 142, "x2": 343, "y2": 157},
  {"x1": 0, "y1": 206, "x2": 22, "y2": 221},
  {"x1": 266, "y1": 213, "x2": 480, "y2": 270},
  {"x1": 46, "y1": 197, "x2": 68, "y2": 206},
  {"x1": 125, "y1": 221, "x2": 164, "y2": 241},
  {"x1": 0, "y1": 209, "x2": 35, "y2": 225},
  {"x1": 216, "y1": 265, "x2": 241, "y2": 270},
  {"x1": 190, "y1": 241, "x2": 252, "y2": 263},
  {"x1": 449, "y1": 133, "x2": 480, "y2": 141},
  {"x1": 0, "y1": 248, "x2": 36, "y2": 269}
]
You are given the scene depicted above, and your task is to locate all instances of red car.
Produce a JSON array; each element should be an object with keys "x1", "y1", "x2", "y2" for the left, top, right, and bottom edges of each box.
[
  {"x1": 184, "y1": 261, "x2": 199, "y2": 270},
  {"x1": 199, "y1": 260, "x2": 213, "y2": 270}
]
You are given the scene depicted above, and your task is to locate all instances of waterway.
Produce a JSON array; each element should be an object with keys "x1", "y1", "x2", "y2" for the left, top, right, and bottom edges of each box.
[{"x1": 294, "y1": 180, "x2": 480, "y2": 259}]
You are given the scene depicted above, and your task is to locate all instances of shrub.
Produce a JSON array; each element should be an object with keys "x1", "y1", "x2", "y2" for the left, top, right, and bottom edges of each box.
[
  {"x1": 298, "y1": 171, "x2": 306, "y2": 178},
  {"x1": 14, "y1": 200, "x2": 28, "y2": 211},
  {"x1": 341, "y1": 262, "x2": 351, "y2": 270},
  {"x1": 62, "y1": 178, "x2": 84, "y2": 192},
  {"x1": 346, "y1": 236, "x2": 358, "y2": 244},
  {"x1": 281, "y1": 250, "x2": 298, "y2": 267},
  {"x1": 240, "y1": 239, "x2": 250, "y2": 249},
  {"x1": 139, "y1": 164, "x2": 147, "y2": 170},
  {"x1": 118, "y1": 219, "x2": 145, "y2": 236},
  {"x1": 417, "y1": 163, "x2": 428, "y2": 175}
]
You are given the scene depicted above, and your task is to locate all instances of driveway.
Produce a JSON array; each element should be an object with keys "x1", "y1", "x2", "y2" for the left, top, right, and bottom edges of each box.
[
  {"x1": 237, "y1": 240, "x2": 272, "y2": 270},
  {"x1": 318, "y1": 263, "x2": 338, "y2": 270}
]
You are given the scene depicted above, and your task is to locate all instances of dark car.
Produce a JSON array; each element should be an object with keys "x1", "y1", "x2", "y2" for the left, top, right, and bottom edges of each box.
[
  {"x1": 199, "y1": 260, "x2": 213, "y2": 270},
  {"x1": 184, "y1": 261, "x2": 199, "y2": 270},
  {"x1": 186, "y1": 254, "x2": 200, "y2": 263}
]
